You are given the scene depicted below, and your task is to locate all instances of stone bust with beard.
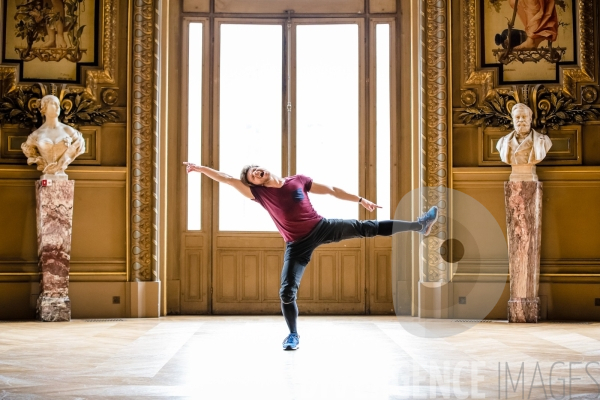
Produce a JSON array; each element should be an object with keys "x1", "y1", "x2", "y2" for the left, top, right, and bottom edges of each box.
[{"x1": 496, "y1": 103, "x2": 552, "y2": 166}]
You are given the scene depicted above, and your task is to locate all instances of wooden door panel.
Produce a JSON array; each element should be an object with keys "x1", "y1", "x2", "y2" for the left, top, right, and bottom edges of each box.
[
  {"x1": 212, "y1": 238, "x2": 366, "y2": 314},
  {"x1": 375, "y1": 250, "x2": 392, "y2": 303},
  {"x1": 241, "y1": 252, "x2": 260, "y2": 300},
  {"x1": 368, "y1": 236, "x2": 394, "y2": 314},
  {"x1": 317, "y1": 252, "x2": 337, "y2": 301},
  {"x1": 341, "y1": 252, "x2": 360, "y2": 301},
  {"x1": 264, "y1": 251, "x2": 283, "y2": 301},
  {"x1": 184, "y1": 250, "x2": 203, "y2": 301},
  {"x1": 297, "y1": 259, "x2": 314, "y2": 300},
  {"x1": 213, "y1": 234, "x2": 285, "y2": 313},
  {"x1": 178, "y1": 233, "x2": 210, "y2": 315},
  {"x1": 217, "y1": 251, "x2": 237, "y2": 301}
]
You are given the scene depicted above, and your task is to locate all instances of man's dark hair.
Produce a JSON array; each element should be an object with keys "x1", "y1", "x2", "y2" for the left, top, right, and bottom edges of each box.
[{"x1": 240, "y1": 164, "x2": 258, "y2": 187}]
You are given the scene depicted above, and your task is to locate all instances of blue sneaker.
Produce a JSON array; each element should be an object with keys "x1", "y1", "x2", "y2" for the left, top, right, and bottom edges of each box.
[
  {"x1": 417, "y1": 206, "x2": 438, "y2": 236},
  {"x1": 282, "y1": 333, "x2": 300, "y2": 350}
]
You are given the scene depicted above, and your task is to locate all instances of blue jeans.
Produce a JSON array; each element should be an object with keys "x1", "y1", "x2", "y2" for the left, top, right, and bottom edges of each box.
[{"x1": 279, "y1": 218, "x2": 379, "y2": 303}]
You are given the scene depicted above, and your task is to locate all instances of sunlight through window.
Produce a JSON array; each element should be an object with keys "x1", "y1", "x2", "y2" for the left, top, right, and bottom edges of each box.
[
  {"x1": 296, "y1": 24, "x2": 359, "y2": 220},
  {"x1": 219, "y1": 24, "x2": 282, "y2": 231},
  {"x1": 187, "y1": 23, "x2": 203, "y2": 231}
]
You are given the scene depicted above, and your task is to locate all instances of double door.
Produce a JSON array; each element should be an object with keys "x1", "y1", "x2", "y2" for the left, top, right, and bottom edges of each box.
[{"x1": 168, "y1": 17, "x2": 399, "y2": 315}]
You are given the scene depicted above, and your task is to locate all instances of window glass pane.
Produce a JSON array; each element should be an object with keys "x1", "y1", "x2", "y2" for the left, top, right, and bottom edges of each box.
[
  {"x1": 376, "y1": 24, "x2": 391, "y2": 220},
  {"x1": 296, "y1": 24, "x2": 359, "y2": 219},
  {"x1": 219, "y1": 24, "x2": 282, "y2": 231},
  {"x1": 187, "y1": 22, "x2": 202, "y2": 230}
]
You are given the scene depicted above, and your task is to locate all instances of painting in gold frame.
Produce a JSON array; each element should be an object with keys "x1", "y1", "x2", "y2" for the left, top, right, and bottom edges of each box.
[
  {"x1": 480, "y1": 0, "x2": 577, "y2": 84},
  {"x1": 462, "y1": 0, "x2": 595, "y2": 98},
  {"x1": 2, "y1": 0, "x2": 98, "y2": 82}
]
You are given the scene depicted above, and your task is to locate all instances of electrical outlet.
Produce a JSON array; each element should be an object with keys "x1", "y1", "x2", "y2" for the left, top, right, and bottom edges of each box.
[
  {"x1": 112, "y1": 296, "x2": 121, "y2": 304},
  {"x1": 459, "y1": 297, "x2": 466, "y2": 305}
]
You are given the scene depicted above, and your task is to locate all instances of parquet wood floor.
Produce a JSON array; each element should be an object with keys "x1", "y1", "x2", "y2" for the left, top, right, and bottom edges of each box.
[{"x1": 1, "y1": 316, "x2": 599, "y2": 399}]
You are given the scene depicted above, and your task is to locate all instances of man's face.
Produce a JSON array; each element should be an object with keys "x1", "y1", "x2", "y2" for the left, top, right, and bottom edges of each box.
[
  {"x1": 246, "y1": 166, "x2": 270, "y2": 186},
  {"x1": 512, "y1": 107, "x2": 531, "y2": 135}
]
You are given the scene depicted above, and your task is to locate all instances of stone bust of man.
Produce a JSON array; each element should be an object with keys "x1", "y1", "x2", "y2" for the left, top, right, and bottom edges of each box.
[
  {"x1": 496, "y1": 103, "x2": 552, "y2": 165},
  {"x1": 21, "y1": 95, "x2": 85, "y2": 179}
]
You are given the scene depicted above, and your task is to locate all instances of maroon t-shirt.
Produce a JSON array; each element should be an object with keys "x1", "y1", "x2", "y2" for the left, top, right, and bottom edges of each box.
[{"x1": 250, "y1": 175, "x2": 323, "y2": 243}]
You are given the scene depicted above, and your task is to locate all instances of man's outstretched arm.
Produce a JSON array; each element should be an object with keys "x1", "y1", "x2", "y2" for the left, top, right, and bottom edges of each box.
[
  {"x1": 184, "y1": 162, "x2": 253, "y2": 199},
  {"x1": 309, "y1": 182, "x2": 381, "y2": 212}
]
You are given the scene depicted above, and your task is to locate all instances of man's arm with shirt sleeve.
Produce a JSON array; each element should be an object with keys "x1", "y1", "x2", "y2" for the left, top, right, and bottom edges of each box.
[
  {"x1": 309, "y1": 180, "x2": 381, "y2": 212},
  {"x1": 184, "y1": 162, "x2": 253, "y2": 199}
]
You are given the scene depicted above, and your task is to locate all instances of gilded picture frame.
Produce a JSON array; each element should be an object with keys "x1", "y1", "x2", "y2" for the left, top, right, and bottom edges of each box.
[
  {"x1": 480, "y1": 0, "x2": 577, "y2": 84},
  {"x1": 0, "y1": 0, "x2": 116, "y2": 97},
  {"x1": 2, "y1": 0, "x2": 99, "y2": 83},
  {"x1": 462, "y1": 0, "x2": 596, "y2": 98}
]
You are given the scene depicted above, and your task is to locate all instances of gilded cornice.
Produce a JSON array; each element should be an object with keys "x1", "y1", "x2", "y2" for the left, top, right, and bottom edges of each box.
[
  {"x1": 130, "y1": 0, "x2": 154, "y2": 281},
  {"x1": 425, "y1": 0, "x2": 449, "y2": 282}
]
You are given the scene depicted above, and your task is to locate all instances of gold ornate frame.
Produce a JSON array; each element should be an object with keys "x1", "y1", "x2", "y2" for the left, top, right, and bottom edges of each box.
[
  {"x1": 0, "y1": 0, "x2": 117, "y2": 98},
  {"x1": 461, "y1": 0, "x2": 597, "y2": 99}
]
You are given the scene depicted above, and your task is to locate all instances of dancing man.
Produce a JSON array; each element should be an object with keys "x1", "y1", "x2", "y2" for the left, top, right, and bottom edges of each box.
[{"x1": 184, "y1": 163, "x2": 439, "y2": 350}]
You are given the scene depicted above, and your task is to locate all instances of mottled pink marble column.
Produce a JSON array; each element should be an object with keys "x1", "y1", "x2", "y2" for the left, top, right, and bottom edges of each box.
[
  {"x1": 504, "y1": 181, "x2": 542, "y2": 323},
  {"x1": 36, "y1": 180, "x2": 74, "y2": 322}
]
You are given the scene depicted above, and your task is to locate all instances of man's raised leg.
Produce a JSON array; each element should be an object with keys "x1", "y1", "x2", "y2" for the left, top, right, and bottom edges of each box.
[{"x1": 377, "y1": 206, "x2": 438, "y2": 237}]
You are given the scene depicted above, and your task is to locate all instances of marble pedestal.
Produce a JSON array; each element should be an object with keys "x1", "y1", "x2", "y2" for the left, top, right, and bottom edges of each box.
[
  {"x1": 505, "y1": 181, "x2": 542, "y2": 323},
  {"x1": 36, "y1": 180, "x2": 74, "y2": 322}
]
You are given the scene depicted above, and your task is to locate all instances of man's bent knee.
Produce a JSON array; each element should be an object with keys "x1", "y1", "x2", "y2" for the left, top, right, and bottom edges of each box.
[{"x1": 280, "y1": 286, "x2": 297, "y2": 304}]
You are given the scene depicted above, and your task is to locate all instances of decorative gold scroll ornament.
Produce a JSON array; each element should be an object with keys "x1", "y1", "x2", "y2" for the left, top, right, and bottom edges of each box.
[
  {"x1": 0, "y1": 74, "x2": 118, "y2": 130},
  {"x1": 459, "y1": 85, "x2": 600, "y2": 134}
]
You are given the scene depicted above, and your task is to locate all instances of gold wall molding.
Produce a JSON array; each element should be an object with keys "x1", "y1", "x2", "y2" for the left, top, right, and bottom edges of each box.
[
  {"x1": 462, "y1": 0, "x2": 493, "y2": 96},
  {"x1": 85, "y1": 0, "x2": 118, "y2": 97},
  {"x1": 461, "y1": 0, "x2": 596, "y2": 99},
  {"x1": 452, "y1": 166, "x2": 600, "y2": 182},
  {"x1": 562, "y1": 0, "x2": 595, "y2": 97},
  {"x1": 424, "y1": 0, "x2": 449, "y2": 282},
  {"x1": 131, "y1": 0, "x2": 155, "y2": 281}
]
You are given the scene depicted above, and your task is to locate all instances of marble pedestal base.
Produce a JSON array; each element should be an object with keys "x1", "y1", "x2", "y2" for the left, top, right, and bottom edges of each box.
[
  {"x1": 37, "y1": 296, "x2": 71, "y2": 322},
  {"x1": 36, "y1": 180, "x2": 74, "y2": 322},
  {"x1": 508, "y1": 297, "x2": 540, "y2": 323},
  {"x1": 505, "y1": 181, "x2": 542, "y2": 323}
]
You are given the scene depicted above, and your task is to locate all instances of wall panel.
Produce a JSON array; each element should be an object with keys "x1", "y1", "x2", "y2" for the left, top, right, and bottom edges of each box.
[
  {"x1": 340, "y1": 252, "x2": 360, "y2": 301},
  {"x1": 241, "y1": 252, "x2": 260, "y2": 301},
  {"x1": 264, "y1": 252, "x2": 282, "y2": 301},
  {"x1": 185, "y1": 250, "x2": 202, "y2": 301},
  {"x1": 317, "y1": 252, "x2": 337, "y2": 301},
  {"x1": 452, "y1": 167, "x2": 600, "y2": 319}
]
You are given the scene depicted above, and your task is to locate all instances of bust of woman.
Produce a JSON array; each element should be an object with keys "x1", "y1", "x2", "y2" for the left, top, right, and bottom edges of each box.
[{"x1": 21, "y1": 95, "x2": 85, "y2": 179}]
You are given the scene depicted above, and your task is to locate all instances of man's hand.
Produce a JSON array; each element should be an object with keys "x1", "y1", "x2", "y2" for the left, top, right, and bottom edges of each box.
[
  {"x1": 184, "y1": 162, "x2": 202, "y2": 174},
  {"x1": 360, "y1": 198, "x2": 381, "y2": 212}
]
